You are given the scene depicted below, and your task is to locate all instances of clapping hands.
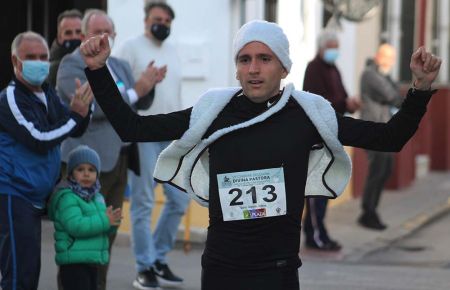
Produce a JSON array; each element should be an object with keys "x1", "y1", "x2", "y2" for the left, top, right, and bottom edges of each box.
[
  {"x1": 134, "y1": 61, "x2": 167, "y2": 97},
  {"x1": 106, "y1": 206, "x2": 122, "y2": 226},
  {"x1": 70, "y1": 78, "x2": 93, "y2": 117}
]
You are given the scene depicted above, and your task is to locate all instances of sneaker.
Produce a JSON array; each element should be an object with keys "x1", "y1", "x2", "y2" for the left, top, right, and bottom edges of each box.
[
  {"x1": 358, "y1": 212, "x2": 387, "y2": 230},
  {"x1": 305, "y1": 239, "x2": 342, "y2": 252},
  {"x1": 133, "y1": 268, "x2": 161, "y2": 290},
  {"x1": 153, "y1": 260, "x2": 183, "y2": 288}
]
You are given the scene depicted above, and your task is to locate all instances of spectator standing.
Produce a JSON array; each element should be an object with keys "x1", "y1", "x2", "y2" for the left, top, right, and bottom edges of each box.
[
  {"x1": 358, "y1": 43, "x2": 403, "y2": 230},
  {"x1": 0, "y1": 31, "x2": 92, "y2": 290},
  {"x1": 56, "y1": 9, "x2": 161, "y2": 290},
  {"x1": 49, "y1": 9, "x2": 83, "y2": 87},
  {"x1": 302, "y1": 30, "x2": 360, "y2": 251},
  {"x1": 115, "y1": 2, "x2": 189, "y2": 289}
]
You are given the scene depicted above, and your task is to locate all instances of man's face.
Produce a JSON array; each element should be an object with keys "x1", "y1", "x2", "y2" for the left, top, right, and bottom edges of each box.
[
  {"x1": 145, "y1": 7, "x2": 172, "y2": 36},
  {"x1": 375, "y1": 45, "x2": 396, "y2": 74},
  {"x1": 12, "y1": 39, "x2": 49, "y2": 79},
  {"x1": 57, "y1": 17, "x2": 82, "y2": 44},
  {"x1": 83, "y1": 14, "x2": 115, "y2": 40},
  {"x1": 236, "y1": 41, "x2": 288, "y2": 103}
]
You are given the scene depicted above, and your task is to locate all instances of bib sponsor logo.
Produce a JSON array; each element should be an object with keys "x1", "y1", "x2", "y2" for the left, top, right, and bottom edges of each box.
[{"x1": 243, "y1": 208, "x2": 266, "y2": 219}]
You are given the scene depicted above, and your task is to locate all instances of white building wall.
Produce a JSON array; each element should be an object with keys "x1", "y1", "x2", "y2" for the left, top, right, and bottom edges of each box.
[
  {"x1": 108, "y1": 0, "x2": 234, "y2": 108},
  {"x1": 108, "y1": 0, "x2": 363, "y2": 107},
  {"x1": 168, "y1": 0, "x2": 233, "y2": 107},
  {"x1": 279, "y1": 1, "x2": 324, "y2": 89},
  {"x1": 108, "y1": 0, "x2": 146, "y2": 53},
  {"x1": 280, "y1": 0, "x2": 360, "y2": 97}
]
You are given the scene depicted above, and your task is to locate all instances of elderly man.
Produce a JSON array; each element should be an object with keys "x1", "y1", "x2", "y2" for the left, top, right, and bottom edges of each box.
[
  {"x1": 49, "y1": 9, "x2": 83, "y2": 86},
  {"x1": 302, "y1": 30, "x2": 361, "y2": 252},
  {"x1": 80, "y1": 20, "x2": 440, "y2": 290},
  {"x1": 56, "y1": 9, "x2": 162, "y2": 290},
  {"x1": 358, "y1": 43, "x2": 403, "y2": 230},
  {"x1": 0, "y1": 31, "x2": 92, "y2": 290}
]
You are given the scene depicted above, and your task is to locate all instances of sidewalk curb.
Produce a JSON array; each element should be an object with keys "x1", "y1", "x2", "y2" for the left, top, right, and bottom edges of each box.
[
  {"x1": 114, "y1": 227, "x2": 207, "y2": 249},
  {"x1": 344, "y1": 197, "x2": 450, "y2": 262}
]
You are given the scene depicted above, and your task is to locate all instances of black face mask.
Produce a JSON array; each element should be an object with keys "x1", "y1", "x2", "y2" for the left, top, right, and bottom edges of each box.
[
  {"x1": 150, "y1": 24, "x2": 170, "y2": 41},
  {"x1": 61, "y1": 39, "x2": 81, "y2": 53}
]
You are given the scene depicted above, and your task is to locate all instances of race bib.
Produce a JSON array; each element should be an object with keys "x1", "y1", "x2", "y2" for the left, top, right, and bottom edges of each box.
[{"x1": 217, "y1": 167, "x2": 287, "y2": 221}]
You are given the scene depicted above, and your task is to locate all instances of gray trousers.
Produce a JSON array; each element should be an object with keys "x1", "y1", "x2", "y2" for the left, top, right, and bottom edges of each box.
[{"x1": 361, "y1": 150, "x2": 394, "y2": 214}]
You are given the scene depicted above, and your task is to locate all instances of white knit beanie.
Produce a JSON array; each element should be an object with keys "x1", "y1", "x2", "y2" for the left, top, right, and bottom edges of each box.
[{"x1": 233, "y1": 20, "x2": 292, "y2": 72}]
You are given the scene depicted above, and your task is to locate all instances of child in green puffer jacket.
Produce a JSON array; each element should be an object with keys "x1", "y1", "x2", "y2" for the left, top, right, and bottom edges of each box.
[{"x1": 48, "y1": 145, "x2": 122, "y2": 290}]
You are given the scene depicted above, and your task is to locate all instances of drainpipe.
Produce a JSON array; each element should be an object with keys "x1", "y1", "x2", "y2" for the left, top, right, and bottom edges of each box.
[{"x1": 417, "y1": 0, "x2": 427, "y2": 46}]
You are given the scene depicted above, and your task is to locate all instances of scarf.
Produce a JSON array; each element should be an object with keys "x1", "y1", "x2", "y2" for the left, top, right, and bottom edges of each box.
[{"x1": 67, "y1": 177, "x2": 101, "y2": 202}]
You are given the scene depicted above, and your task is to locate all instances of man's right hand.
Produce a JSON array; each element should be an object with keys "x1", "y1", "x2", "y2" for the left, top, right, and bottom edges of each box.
[{"x1": 80, "y1": 33, "x2": 110, "y2": 70}]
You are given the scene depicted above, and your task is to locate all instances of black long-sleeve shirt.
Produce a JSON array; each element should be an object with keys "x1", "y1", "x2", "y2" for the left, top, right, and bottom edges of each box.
[{"x1": 86, "y1": 66, "x2": 433, "y2": 270}]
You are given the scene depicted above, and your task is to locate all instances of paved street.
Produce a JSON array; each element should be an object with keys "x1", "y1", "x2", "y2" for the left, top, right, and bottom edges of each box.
[
  {"x1": 33, "y1": 171, "x2": 450, "y2": 289},
  {"x1": 364, "y1": 210, "x2": 450, "y2": 268}
]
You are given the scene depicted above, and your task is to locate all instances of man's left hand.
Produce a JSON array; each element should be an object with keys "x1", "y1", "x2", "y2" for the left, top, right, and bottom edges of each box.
[{"x1": 410, "y1": 46, "x2": 442, "y2": 90}]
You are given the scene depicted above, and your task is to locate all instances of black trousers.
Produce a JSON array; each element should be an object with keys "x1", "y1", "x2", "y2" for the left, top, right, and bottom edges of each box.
[
  {"x1": 303, "y1": 197, "x2": 331, "y2": 245},
  {"x1": 60, "y1": 264, "x2": 98, "y2": 290},
  {"x1": 362, "y1": 151, "x2": 394, "y2": 214},
  {"x1": 201, "y1": 266, "x2": 300, "y2": 290},
  {"x1": 0, "y1": 195, "x2": 43, "y2": 290}
]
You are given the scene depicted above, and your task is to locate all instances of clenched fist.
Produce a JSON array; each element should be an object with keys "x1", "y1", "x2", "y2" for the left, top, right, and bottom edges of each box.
[
  {"x1": 410, "y1": 47, "x2": 442, "y2": 90},
  {"x1": 80, "y1": 33, "x2": 111, "y2": 70}
]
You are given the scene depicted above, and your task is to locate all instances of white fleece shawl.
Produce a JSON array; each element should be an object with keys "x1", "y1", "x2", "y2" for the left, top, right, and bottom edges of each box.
[{"x1": 154, "y1": 83, "x2": 352, "y2": 207}]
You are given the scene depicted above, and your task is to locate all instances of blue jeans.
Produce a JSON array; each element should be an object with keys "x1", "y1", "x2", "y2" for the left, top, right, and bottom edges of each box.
[{"x1": 129, "y1": 141, "x2": 190, "y2": 272}]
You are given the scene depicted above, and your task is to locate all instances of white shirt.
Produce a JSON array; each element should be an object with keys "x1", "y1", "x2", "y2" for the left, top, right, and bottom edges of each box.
[
  {"x1": 34, "y1": 91, "x2": 47, "y2": 109},
  {"x1": 115, "y1": 34, "x2": 183, "y2": 115}
]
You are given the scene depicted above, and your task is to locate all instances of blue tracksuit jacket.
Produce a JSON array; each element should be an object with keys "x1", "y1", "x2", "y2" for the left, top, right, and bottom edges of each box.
[{"x1": 0, "y1": 78, "x2": 89, "y2": 207}]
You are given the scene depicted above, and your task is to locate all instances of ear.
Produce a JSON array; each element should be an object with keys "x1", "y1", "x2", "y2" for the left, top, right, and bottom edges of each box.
[
  {"x1": 235, "y1": 73, "x2": 239, "y2": 80},
  {"x1": 281, "y1": 68, "x2": 288, "y2": 79},
  {"x1": 11, "y1": 54, "x2": 20, "y2": 71}
]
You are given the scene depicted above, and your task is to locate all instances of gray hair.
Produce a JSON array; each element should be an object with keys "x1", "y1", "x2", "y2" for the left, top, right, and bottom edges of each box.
[
  {"x1": 317, "y1": 30, "x2": 339, "y2": 49},
  {"x1": 81, "y1": 9, "x2": 115, "y2": 35},
  {"x1": 11, "y1": 31, "x2": 48, "y2": 56}
]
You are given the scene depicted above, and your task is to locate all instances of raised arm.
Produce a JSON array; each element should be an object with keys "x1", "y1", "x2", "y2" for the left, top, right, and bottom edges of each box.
[
  {"x1": 80, "y1": 33, "x2": 190, "y2": 142},
  {"x1": 339, "y1": 47, "x2": 441, "y2": 151}
]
